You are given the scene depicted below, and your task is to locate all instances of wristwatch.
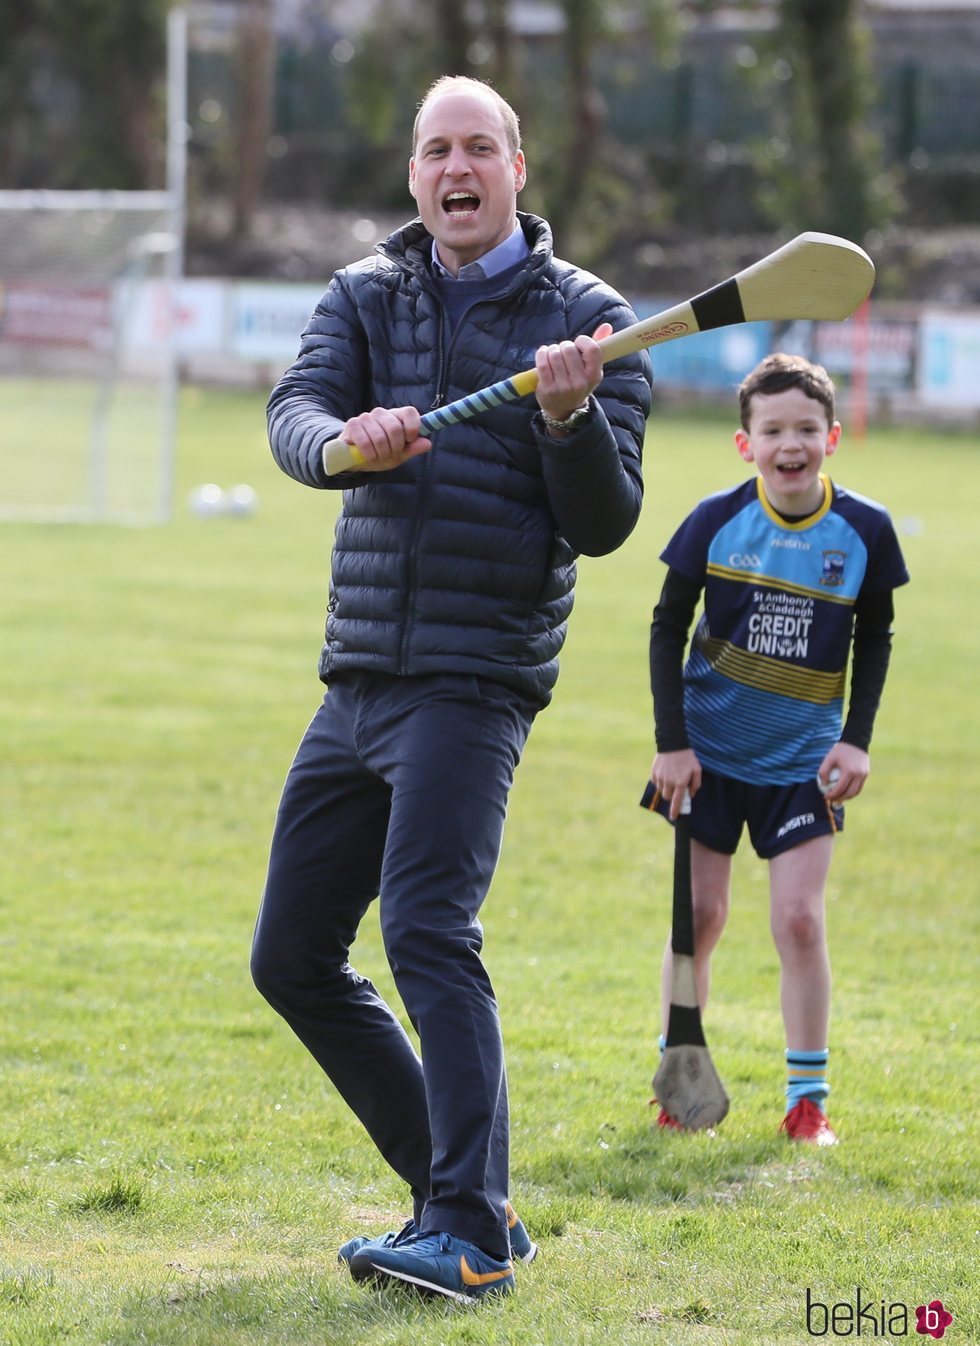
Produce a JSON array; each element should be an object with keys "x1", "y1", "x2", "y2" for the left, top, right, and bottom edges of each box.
[{"x1": 540, "y1": 401, "x2": 591, "y2": 434}]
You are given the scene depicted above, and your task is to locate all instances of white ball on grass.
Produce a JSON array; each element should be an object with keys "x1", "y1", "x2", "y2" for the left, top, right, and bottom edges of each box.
[
  {"x1": 188, "y1": 483, "x2": 227, "y2": 517},
  {"x1": 227, "y1": 484, "x2": 259, "y2": 516}
]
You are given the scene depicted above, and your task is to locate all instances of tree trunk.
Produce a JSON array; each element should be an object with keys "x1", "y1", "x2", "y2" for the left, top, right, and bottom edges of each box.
[
  {"x1": 232, "y1": 0, "x2": 275, "y2": 242},
  {"x1": 778, "y1": 0, "x2": 881, "y2": 239},
  {"x1": 549, "y1": 0, "x2": 605, "y2": 243},
  {"x1": 433, "y1": 0, "x2": 474, "y2": 73}
]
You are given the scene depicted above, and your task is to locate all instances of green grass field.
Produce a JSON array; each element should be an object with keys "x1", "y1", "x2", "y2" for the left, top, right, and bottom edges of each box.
[{"x1": 1, "y1": 388, "x2": 976, "y2": 1346}]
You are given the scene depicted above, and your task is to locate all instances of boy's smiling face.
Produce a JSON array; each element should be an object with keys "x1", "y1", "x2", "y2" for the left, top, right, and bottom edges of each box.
[{"x1": 736, "y1": 386, "x2": 842, "y2": 515}]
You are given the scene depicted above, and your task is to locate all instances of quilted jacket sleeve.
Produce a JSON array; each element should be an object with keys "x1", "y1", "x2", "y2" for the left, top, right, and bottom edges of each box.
[
  {"x1": 535, "y1": 276, "x2": 650, "y2": 557},
  {"x1": 266, "y1": 267, "x2": 372, "y2": 490}
]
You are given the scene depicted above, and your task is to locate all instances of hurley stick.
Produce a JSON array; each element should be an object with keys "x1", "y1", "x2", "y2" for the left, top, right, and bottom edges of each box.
[
  {"x1": 322, "y1": 231, "x2": 874, "y2": 475},
  {"x1": 652, "y1": 792, "x2": 729, "y2": 1130}
]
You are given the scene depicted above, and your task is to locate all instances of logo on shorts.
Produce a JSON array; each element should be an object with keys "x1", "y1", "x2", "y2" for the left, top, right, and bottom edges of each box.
[
  {"x1": 820, "y1": 550, "x2": 846, "y2": 587},
  {"x1": 777, "y1": 812, "x2": 815, "y2": 839}
]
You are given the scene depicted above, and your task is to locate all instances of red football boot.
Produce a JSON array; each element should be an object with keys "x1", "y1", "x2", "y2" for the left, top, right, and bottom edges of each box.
[{"x1": 781, "y1": 1098, "x2": 838, "y2": 1146}]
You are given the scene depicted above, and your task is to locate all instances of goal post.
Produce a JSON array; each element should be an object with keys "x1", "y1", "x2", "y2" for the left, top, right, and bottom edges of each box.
[
  {"x1": 0, "y1": 9, "x2": 186, "y2": 525},
  {"x1": 0, "y1": 191, "x2": 180, "y2": 524}
]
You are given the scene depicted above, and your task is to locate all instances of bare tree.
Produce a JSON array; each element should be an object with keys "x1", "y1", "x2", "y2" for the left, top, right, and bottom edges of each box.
[
  {"x1": 433, "y1": 0, "x2": 475, "y2": 73},
  {"x1": 537, "y1": 0, "x2": 677, "y2": 260},
  {"x1": 232, "y1": 0, "x2": 276, "y2": 241},
  {"x1": 0, "y1": 0, "x2": 169, "y2": 188},
  {"x1": 484, "y1": 0, "x2": 518, "y2": 97},
  {"x1": 764, "y1": 0, "x2": 896, "y2": 239},
  {"x1": 546, "y1": 0, "x2": 606, "y2": 243}
]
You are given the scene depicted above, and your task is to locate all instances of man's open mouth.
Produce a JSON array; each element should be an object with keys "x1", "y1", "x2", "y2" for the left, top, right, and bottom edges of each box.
[{"x1": 443, "y1": 191, "x2": 480, "y2": 215}]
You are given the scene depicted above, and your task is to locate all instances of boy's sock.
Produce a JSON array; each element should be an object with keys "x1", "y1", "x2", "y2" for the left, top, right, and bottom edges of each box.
[
  {"x1": 658, "y1": 1034, "x2": 666, "y2": 1057},
  {"x1": 785, "y1": 1048, "x2": 830, "y2": 1112}
]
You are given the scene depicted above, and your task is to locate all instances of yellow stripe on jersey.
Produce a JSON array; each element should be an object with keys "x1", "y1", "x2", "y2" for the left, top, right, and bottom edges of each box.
[
  {"x1": 756, "y1": 474, "x2": 833, "y2": 529},
  {"x1": 705, "y1": 563, "x2": 856, "y2": 606},
  {"x1": 698, "y1": 636, "x2": 847, "y2": 705}
]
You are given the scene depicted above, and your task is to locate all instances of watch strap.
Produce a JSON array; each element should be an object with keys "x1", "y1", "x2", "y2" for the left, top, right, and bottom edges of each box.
[{"x1": 540, "y1": 401, "x2": 591, "y2": 433}]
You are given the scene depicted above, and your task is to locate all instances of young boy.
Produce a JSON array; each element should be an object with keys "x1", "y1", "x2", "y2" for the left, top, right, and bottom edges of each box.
[{"x1": 645, "y1": 353, "x2": 909, "y2": 1143}]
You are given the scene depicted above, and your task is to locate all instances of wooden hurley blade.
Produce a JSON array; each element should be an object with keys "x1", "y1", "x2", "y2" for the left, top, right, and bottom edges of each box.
[
  {"x1": 653, "y1": 1042, "x2": 730, "y2": 1131},
  {"x1": 595, "y1": 231, "x2": 874, "y2": 365}
]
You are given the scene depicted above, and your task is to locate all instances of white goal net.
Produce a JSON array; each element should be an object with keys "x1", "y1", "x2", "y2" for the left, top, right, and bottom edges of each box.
[{"x1": 0, "y1": 190, "x2": 180, "y2": 524}]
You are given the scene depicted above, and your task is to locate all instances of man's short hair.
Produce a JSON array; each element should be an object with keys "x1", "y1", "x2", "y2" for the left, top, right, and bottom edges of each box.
[
  {"x1": 738, "y1": 353, "x2": 837, "y2": 429},
  {"x1": 413, "y1": 76, "x2": 522, "y2": 158}
]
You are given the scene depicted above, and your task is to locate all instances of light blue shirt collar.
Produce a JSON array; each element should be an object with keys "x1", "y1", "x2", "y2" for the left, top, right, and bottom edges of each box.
[{"x1": 431, "y1": 223, "x2": 528, "y2": 281}]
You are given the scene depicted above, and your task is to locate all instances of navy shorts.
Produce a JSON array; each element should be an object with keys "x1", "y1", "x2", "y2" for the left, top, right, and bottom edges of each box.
[{"x1": 639, "y1": 767, "x2": 844, "y2": 860}]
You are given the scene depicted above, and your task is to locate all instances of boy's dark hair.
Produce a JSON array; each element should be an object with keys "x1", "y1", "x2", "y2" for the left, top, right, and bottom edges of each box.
[{"x1": 737, "y1": 353, "x2": 836, "y2": 430}]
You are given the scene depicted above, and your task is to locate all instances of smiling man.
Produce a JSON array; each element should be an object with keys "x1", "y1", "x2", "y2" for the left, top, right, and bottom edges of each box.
[
  {"x1": 410, "y1": 81, "x2": 526, "y2": 277},
  {"x1": 252, "y1": 75, "x2": 652, "y2": 1303}
]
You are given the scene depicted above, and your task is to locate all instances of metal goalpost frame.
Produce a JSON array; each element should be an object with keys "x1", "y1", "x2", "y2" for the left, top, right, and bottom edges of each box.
[
  {"x1": 0, "y1": 7, "x2": 187, "y2": 525},
  {"x1": 162, "y1": 4, "x2": 189, "y2": 524}
]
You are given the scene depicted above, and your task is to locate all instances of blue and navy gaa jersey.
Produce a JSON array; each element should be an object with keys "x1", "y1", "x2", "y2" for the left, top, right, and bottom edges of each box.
[{"x1": 663, "y1": 475, "x2": 910, "y2": 785}]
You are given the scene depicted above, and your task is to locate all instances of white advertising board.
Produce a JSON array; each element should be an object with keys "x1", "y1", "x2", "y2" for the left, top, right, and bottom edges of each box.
[
  {"x1": 918, "y1": 310, "x2": 980, "y2": 410},
  {"x1": 231, "y1": 283, "x2": 326, "y2": 362}
]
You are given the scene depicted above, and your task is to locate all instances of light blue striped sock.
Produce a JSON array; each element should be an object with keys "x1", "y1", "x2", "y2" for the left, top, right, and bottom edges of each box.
[{"x1": 786, "y1": 1048, "x2": 830, "y2": 1112}]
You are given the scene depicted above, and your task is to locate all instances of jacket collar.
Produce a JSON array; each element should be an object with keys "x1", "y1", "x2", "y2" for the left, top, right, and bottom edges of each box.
[{"x1": 377, "y1": 211, "x2": 553, "y2": 285}]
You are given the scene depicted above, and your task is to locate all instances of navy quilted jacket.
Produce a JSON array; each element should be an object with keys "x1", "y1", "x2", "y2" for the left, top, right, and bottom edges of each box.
[{"x1": 267, "y1": 212, "x2": 652, "y2": 707}]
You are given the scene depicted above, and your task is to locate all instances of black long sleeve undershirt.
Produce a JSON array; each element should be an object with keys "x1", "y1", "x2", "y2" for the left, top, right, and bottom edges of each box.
[
  {"x1": 649, "y1": 568, "x2": 701, "y2": 753},
  {"x1": 649, "y1": 567, "x2": 896, "y2": 755},
  {"x1": 841, "y1": 586, "x2": 896, "y2": 750}
]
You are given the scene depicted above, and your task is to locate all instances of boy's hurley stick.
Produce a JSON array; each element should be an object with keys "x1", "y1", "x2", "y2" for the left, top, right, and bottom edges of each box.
[
  {"x1": 652, "y1": 791, "x2": 729, "y2": 1131},
  {"x1": 323, "y1": 230, "x2": 874, "y2": 475}
]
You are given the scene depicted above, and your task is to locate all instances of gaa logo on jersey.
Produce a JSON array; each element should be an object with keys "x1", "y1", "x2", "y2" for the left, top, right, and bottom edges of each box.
[{"x1": 820, "y1": 549, "x2": 846, "y2": 587}]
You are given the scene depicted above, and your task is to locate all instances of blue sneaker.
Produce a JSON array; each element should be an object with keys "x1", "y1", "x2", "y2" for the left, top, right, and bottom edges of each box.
[
  {"x1": 506, "y1": 1202, "x2": 537, "y2": 1263},
  {"x1": 349, "y1": 1230, "x2": 515, "y2": 1303},
  {"x1": 338, "y1": 1218, "x2": 417, "y2": 1269},
  {"x1": 341, "y1": 1207, "x2": 536, "y2": 1271}
]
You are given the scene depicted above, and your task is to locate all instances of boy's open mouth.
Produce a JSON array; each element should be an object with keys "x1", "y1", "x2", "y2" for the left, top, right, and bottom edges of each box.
[
  {"x1": 777, "y1": 462, "x2": 805, "y2": 474},
  {"x1": 443, "y1": 191, "x2": 480, "y2": 215}
]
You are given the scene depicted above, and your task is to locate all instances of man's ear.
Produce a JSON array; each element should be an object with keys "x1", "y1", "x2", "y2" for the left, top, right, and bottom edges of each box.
[
  {"x1": 735, "y1": 429, "x2": 754, "y2": 463},
  {"x1": 408, "y1": 158, "x2": 417, "y2": 200},
  {"x1": 514, "y1": 151, "x2": 526, "y2": 194},
  {"x1": 824, "y1": 421, "x2": 843, "y2": 457}
]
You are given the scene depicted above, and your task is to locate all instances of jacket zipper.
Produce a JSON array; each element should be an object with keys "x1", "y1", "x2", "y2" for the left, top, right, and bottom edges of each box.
[
  {"x1": 399, "y1": 300, "x2": 491, "y2": 673},
  {"x1": 398, "y1": 306, "x2": 448, "y2": 674},
  {"x1": 430, "y1": 316, "x2": 446, "y2": 409},
  {"x1": 391, "y1": 262, "x2": 526, "y2": 672}
]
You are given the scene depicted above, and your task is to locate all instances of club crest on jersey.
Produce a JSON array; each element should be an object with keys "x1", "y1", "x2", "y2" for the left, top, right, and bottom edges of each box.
[{"x1": 820, "y1": 550, "x2": 846, "y2": 587}]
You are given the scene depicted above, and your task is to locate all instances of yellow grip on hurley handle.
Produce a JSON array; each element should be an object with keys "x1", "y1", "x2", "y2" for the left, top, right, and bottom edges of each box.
[{"x1": 323, "y1": 438, "x2": 366, "y2": 476}]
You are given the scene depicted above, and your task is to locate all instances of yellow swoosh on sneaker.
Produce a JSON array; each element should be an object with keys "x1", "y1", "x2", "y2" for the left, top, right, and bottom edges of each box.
[{"x1": 460, "y1": 1255, "x2": 513, "y2": 1287}]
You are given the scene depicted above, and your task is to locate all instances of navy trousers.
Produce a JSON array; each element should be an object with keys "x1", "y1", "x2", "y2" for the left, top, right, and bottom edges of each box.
[{"x1": 250, "y1": 671, "x2": 535, "y2": 1259}]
